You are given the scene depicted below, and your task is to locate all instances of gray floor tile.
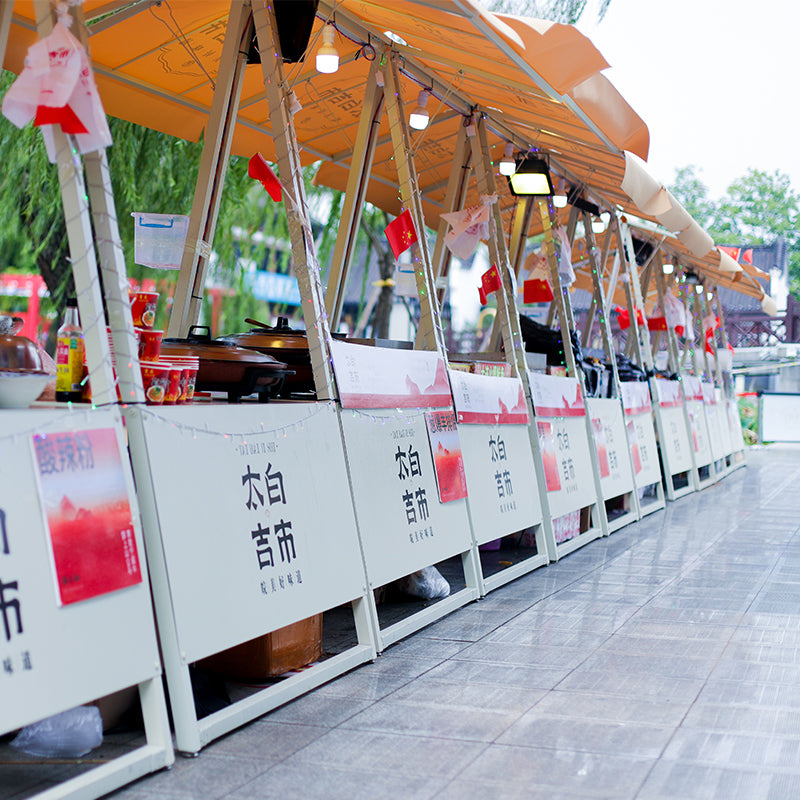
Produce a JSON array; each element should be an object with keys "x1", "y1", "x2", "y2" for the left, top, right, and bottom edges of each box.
[
  {"x1": 287, "y1": 728, "x2": 488, "y2": 779},
  {"x1": 210, "y1": 720, "x2": 329, "y2": 760},
  {"x1": 637, "y1": 760, "x2": 778, "y2": 800},
  {"x1": 388, "y1": 676, "x2": 545, "y2": 713},
  {"x1": 533, "y1": 690, "x2": 689, "y2": 726},
  {"x1": 662, "y1": 728, "x2": 800, "y2": 769},
  {"x1": 457, "y1": 743, "x2": 652, "y2": 797},
  {"x1": 496, "y1": 712, "x2": 674, "y2": 758},
  {"x1": 421, "y1": 658, "x2": 569, "y2": 690},
  {"x1": 227, "y1": 761, "x2": 449, "y2": 800},
  {"x1": 339, "y1": 698, "x2": 524, "y2": 742}
]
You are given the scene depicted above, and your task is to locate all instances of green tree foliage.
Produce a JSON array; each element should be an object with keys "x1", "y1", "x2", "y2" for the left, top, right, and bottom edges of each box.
[
  {"x1": 485, "y1": 0, "x2": 611, "y2": 24},
  {"x1": 670, "y1": 165, "x2": 800, "y2": 296}
]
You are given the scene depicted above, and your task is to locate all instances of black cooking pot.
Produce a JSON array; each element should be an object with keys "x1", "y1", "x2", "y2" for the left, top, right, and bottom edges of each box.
[{"x1": 161, "y1": 326, "x2": 293, "y2": 402}]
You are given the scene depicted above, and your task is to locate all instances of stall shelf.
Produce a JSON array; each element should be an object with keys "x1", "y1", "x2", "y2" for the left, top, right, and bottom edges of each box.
[
  {"x1": 0, "y1": 406, "x2": 173, "y2": 800},
  {"x1": 652, "y1": 378, "x2": 695, "y2": 500},
  {"x1": 703, "y1": 381, "x2": 733, "y2": 476}
]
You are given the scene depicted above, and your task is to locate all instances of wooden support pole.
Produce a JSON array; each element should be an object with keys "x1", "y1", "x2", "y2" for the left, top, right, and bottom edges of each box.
[
  {"x1": 382, "y1": 54, "x2": 445, "y2": 353},
  {"x1": 168, "y1": 0, "x2": 252, "y2": 338},
  {"x1": 253, "y1": 0, "x2": 336, "y2": 398},
  {"x1": 325, "y1": 60, "x2": 385, "y2": 329},
  {"x1": 468, "y1": 116, "x2": 527, "y2": 378}
]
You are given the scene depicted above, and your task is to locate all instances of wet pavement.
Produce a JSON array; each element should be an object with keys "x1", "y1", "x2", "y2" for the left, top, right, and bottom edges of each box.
[{"x1": 12, "y1": 444, "x2": 800, "y2": 800}]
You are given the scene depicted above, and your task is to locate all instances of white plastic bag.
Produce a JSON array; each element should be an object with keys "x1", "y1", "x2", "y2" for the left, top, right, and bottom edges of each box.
[
  {"x1": 10, "y1": 706, "x2": 103, "y2": 758},
  {"x1": 398, "y1": 566, "x2": 450, "y2": 600}
]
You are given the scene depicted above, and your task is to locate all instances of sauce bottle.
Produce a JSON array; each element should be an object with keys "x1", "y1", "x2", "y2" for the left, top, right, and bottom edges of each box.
[{"x1": 55, "y1": 297, "x2": 85, "y2": 402}]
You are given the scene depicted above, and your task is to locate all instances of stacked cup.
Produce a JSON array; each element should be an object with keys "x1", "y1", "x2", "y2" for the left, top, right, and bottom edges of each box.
[{"x1": 129, "y1": 290, "x2": 199, "y2": 405}]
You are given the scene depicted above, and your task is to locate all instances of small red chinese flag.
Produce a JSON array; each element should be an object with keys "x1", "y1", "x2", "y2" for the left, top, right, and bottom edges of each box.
[
  {"x1": 647, "y1": 316, "x2": 668, "y2": 332},
  {"x1": 705, "y1": 336, "x2": 715, "y2": 356},
  {"x1": 615, "y1": 306, "x2": 643, "y2": 329},
  {"x1": 478, "y1": 264, "x2": 502, "y2": 305},
  {"x1": 741, "y1": 248, "x2": 753, "y2": 264},
  {"x1": 384, "y1": 209, "x2": 418, "y2": 259},
  {"x1": 728, "y1": 342, "x2": 735, "y2": 354},
  {"x1": 523, "y1": 278, "x2": 553, "y2": 304},
  {"x1": 248, "y1": 153, "x2": 282, "y2": 202}
]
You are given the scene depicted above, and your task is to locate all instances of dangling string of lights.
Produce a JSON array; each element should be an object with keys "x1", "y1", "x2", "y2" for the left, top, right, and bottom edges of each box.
[{"x1": 128, "y1": 399, "x2": 333, "y2": 442}]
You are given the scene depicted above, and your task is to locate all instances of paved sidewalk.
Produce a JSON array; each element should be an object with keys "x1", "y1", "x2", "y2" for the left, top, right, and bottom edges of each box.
[{"x1": 106, "y1": 445, "x2": 800, "y2": 798}]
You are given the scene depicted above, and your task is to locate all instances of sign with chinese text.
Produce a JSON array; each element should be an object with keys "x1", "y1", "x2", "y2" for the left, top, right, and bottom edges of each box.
[
  {"x1": 425, "y1": 410, "x2": 468, "y2": 503},
  {"x1": 339, "y1": 407, "x2": 472, "y2": 590},
  {"x1": 0, "y1": 408, "x2": 160, "y2": 737},
  {"x1": 658, "y1": 405, "x2": 693, "y2": 473},
  {"x1": 626, "y1": 410, "x2": 662, "y2": 488},
  {"x1": 655, "y1": 379, "x2": 684, "y2": 409},
  {"x1": 534, "y1": 414, "x2": 598, "y2": 520},
  {"x1": 32, "y1": 428, "x2": 142, "y2": 606},
  {"x1": 128, "y1": 403, "x2": 366, "y2": 663},
  {"x1": 529, "y1": 373, "x2": 585, "y2": 418},
  {"x1": 457, "y1": 422, "x2": 541, "y2": 547},
  {"x1": 702, "y1": 384, "x2": 731, "y2": 459},
  {"x1": 586, "y1": 399, "x2": 635, "y2": 501},
  {"x1": 683, "y1": 376, "x2": 704, "y2": 403},
  {"x1": 448, "y1": 370, "x2": 528, "y2": 425},
  {"x1": 686, "y1": 400, "x2": 713, "y2": 467},
  {"x1": 621, "y1": 382, "x2": 652, "y2": 416},
  {"x1": 330, "y1": 340, "x2": 451, "y2": 409}
]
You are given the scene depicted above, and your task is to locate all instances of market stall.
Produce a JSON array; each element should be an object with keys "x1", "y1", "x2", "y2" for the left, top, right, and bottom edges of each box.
[
  {"x1": 0, "y1": 406, "x2": 174, "y2": 800},
  {"x1": 1, "y1": 1, "x2": 768, "y2": 790}
]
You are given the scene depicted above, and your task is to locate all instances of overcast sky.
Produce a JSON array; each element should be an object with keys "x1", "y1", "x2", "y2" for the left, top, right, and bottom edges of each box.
[{"x1": 575, "y1": 0, "x2": 799, "y2": 199}]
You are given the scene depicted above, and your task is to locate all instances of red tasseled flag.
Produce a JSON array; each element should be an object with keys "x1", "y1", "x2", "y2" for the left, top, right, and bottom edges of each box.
[{"x1": 248, "y1": 153, "x2": 282, "y2": 202}]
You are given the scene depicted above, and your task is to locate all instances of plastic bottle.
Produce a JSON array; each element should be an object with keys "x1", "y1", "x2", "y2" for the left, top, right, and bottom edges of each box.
[{"x1": 55, "y1": 297, "x2": 85, "y2": 402}]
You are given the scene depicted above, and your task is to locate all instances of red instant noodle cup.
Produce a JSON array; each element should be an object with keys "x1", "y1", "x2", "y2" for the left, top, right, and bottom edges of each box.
[
  {"x1": 140, "y1": 361, "x2": 170, "y2": 405},
  {"x1": 135, "y1": 327, "x2": 162, "y2": 362},
  {"x1": 131, "y1": 291, "x2": 159, "y2": 329}
]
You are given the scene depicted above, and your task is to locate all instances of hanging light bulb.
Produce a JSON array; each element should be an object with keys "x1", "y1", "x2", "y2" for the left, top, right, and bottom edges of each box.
[
  {"x1": 662, "y1": 262, "x2": 674, "y2": 274},
  {"x1": 695, "y1": 284, "x2": 704, "y2": 294},
  {"x1": 553, "y1": 176, "x2": 568, "y2": 208},
  {"x1": 315, "y1": 24, "x2": 339, "y2": 74},
  {"x1": 499, "y1": 142, "x2": 516, "y2": 176},
  {"x1": 408, "y1": 89, "x2": 430, "y2": 130},
  {"x1": 592, "y1": 212, "x2": 609, "y2": 234},
  {"x1": 706, "y1": 291, "x2": 713, "y2": 301}
]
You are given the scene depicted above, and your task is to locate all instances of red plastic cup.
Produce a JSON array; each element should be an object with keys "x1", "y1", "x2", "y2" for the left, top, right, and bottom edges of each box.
[
  {"x1": 163, "y1": 365, "x2": 183, "y2": 405},
  {"x1": 140, "y1": 361, "x2": 170, "y2": 404},
  {"x1": 135, "y1": 327, "x2": 163, "y2": 362},
  {"x1": 131, "y1": 291, "x2": 159, "y2": 329}
]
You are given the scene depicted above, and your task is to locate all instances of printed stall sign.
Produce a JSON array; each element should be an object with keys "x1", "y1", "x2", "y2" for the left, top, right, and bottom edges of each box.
[
  {"x1": 448, "y1": 370, "x2": 528, "y2": 425},
  {"x1": 684, "y1": 377, "x2": 712, "y2": 466},
  {"x1": 621, "y1": 382, "x2": 661, "y2": 487},
  {"x1": 128, "y1": 403, "x2": 367, "y2": 664},
  {"x1": 1, "y1": 408, "x2": 161, "y2": 737},
  {"x1": 340, "y1": 407, "x2": 473, "y2": 590},
  {"x1": 586, "y1": 398, "x2": 634, "y2": 501},
  {"x1": 32, "y1": 428, "x2": 142, "y2": 606},
  {"x1": 655, "y1": 380, "x2": 693, "y2": 473},
  {"x1": 425, "y1": 409, "x2": 468, "y2": 503},
  {"x1": 529, "y1": 373, "x2": 585, "y2": 418},
  {"x1": 529, "y1": 374, "x2": 597, "y2": 522},
  {"x1": 702, "y1": 383, "x2": 731, "y2": 459},
  {"x1": 330, "y1": 340, "x2": 451, "y2": 409},
  {"x1": 621, "y1": 382, "x2": 652, "y2": 416}
]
